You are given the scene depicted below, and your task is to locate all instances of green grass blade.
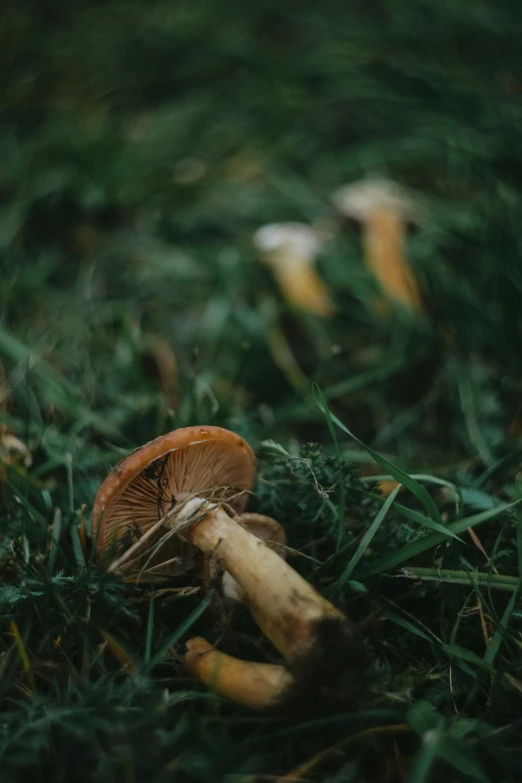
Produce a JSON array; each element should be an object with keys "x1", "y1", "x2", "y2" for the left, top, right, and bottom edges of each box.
[
  {"x1": 354, "y1": 488, "x2": 462, "y2": 541},
  {"x1": 70, "y1": 523, "x2": 87, "y2": 569},
  {"x1": 483, "y1": 587, "x2": 519, "y2": 667},
  {"x1": 383, "y1": 610, "x2": 433, "y2": 644},
  {"x1": 363, "y1": 501, "x2": 519, "y2": 576},
  {"x1": 441, "y1": 644, "x2": 495, "y2": 674},
  {"x1": 312, "y1": 383, "x2": 443, "y2": 525},
  {"x1": 516, "y1": 502, "x2": 522, "y2": 580},
  {"x1": 142, "y1": 594, "x2": 212, "y2": 674},
  {"x1": 400, "y1": 567, "x2": 519, "y2": 593},
  {"x1": 48, "y1": 508, "x2": 62, "y2": 574},
  {"x1": 406, "y1": 727, "x2": 442, "y2": 782},
  {"x1": 323, "y1": 354, "x2": 415, "y2": 400},
  {"x1": 312, "y1": 384, "x2": 346, "y2": 548},
  {"x1": 339, "y1": 483, "x2": 401, "y2": 583},
  {"x1": 439, "y1": 735, "x2": 489, "y2": 783},
  {"x1": 145, "y1": 590, "x2": 154, "y2": 665}
]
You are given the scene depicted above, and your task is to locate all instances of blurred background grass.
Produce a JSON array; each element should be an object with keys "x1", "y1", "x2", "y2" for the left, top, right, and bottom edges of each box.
[{"x1": 2, "y1": 2, "x2": 522, "y2": 781}]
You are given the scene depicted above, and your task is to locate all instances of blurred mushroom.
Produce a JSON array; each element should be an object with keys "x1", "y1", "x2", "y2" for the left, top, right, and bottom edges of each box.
[
  {"x1": 185, "y1": 637, "x2": 294, "y2": 710},
  {"x1": 141, "y1": 335, "x2": 179, "y2": 410},
  {"x1": 253, "y1": 223, "x2": 333, "y2": 317},
  {"x1": 0, "y1": 424, "x2": 32, "y2": 484},
  {"x1": 376, "y1": 479, "x2": 403, "y2": 497},
  {"x1": 332, "y1": 178, "x2": 423, "y2": 314},
  {"x1": 93, "y1": 426, "x2": 365, "y2": 707}
]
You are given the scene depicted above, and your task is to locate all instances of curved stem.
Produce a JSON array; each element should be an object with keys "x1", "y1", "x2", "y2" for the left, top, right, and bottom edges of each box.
[{"x1": 185, "y1": 637, "x2": 294, "y2": 709}]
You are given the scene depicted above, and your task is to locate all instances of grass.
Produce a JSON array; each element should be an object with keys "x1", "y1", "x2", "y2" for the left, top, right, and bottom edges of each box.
[{"x1": 2, "y1": 1, "x2": 522, "y2": 781}]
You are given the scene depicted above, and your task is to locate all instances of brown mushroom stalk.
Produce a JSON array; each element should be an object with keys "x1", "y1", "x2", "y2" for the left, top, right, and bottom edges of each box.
[
  {"x1": 216, "y1": 513, "x2": 287, "y2": 604},
  {"x1": 332, "y1": 179, "x2": 423, "y2": 314},
  {"x1": 253, "y1": 223, "x2": 333, "y2": 317},
  {"x1": 185, "y1": 637, "x2": 294, "y2": 710}
]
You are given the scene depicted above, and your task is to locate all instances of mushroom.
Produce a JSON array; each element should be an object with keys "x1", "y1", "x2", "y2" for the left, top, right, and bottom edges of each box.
[
  {"x1": 185, "y1": 637, "x2": 294, "y2": 710},
  {"x1": 0, "y1": 424, "x2": 32, "y2": 484},
  {"x1": 93, "y1": 426, "x2": 365, "y2": 707},
  {"x1": 332, "y1": 178, "x2": 422, "y2": 314},
  {"x1": 253, "y1": 222, "x2": 333, "y2": 317}
]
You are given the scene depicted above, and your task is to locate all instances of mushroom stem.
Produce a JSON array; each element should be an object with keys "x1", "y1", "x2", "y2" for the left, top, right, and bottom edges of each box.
[
  {"x1": 363, "y1": 209, "x2": 422, "y2": 313},
  {"x1": 267, "y1": 251, "x2": 333, "y2": 317},
  {"x1": 177, "y1": 499, "x2": 362, "y2": 683},
  {"x1": 185, "y1": 637, "x2": 294, "y2": 710}
]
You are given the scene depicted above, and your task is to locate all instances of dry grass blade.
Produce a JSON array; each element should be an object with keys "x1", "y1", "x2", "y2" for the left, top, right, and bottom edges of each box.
[
  {"x1": 10, "y1": 621, "x2": 36, "y2": 693},
  {"x1": 101, "y1": 631, "x2": 138, "y2": 676},
  {"x1": 278, "y1": 724, "x2": 411, "y2": 782},
  {"x1": 78, "y1": 504, "x2": 88, "y2": 564}
]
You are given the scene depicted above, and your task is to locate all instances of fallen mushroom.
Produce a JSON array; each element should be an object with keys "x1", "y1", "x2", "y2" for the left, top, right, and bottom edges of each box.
[
  {"x1": 332, "y1": 178, "x2": 423, "y2": 314},
  {"x1": 176, "y1": 496, "x2": 364, "y2": 686},
  {"x1": 92, "y1": 426, "x2": 365, "y2": 707},
  {"x1": 253, "y1": 222, "x2": 333, "y2": 317},
  {"x1": 185, "y1": 637, "x2": 294, "y2": 710}
]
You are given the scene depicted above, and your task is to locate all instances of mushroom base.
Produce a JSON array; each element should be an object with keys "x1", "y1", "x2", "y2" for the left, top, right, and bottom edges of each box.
[
  {"x1": 285, "y1": 614, "x2": 366, "y2": 710},
  {"x1": 185, "y1": 618, "x2": 365, "y2": 714}
]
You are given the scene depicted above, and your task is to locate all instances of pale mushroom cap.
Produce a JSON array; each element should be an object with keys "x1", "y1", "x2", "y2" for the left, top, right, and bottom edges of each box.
[
  {"x1": 332, "y1": 178, "x2": 416, "y2": 221},
  {"x1": 253, "y1": 223, "x2": 322, "y2": 260},
  {"x1": 92, "y1": 426, "x2": 256, "y2": 566}
]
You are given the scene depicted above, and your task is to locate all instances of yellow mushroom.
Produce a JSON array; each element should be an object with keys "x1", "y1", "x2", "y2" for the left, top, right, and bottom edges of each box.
[
  {"x1": 253, "y1": 223, "x2": 333, "y2": 317},
  {"x1": 332, "y1": 178, "x2": 423, "y2": 315}
]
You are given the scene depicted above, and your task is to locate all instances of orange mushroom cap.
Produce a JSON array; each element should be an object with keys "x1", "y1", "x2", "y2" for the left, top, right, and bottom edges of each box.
[{"x1": 92, "y1": 426, "x2": 256, "y2": 570}]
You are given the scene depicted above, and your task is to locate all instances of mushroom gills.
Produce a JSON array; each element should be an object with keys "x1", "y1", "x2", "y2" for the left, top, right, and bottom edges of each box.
[{"x1": 92, "y1": 427, "x2": 256, "y2": 581}]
